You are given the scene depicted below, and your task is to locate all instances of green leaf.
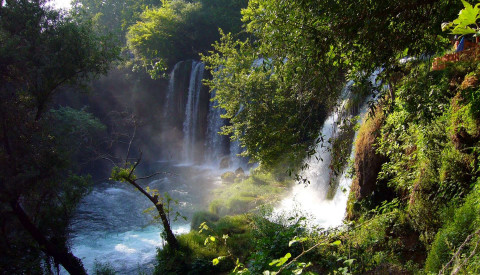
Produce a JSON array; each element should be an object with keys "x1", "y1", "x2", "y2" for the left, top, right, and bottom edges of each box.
[
  {"x1": 442, "y1": 22, "x2": 454, "y2": 32},
  {"x1": 451, "y1": 25, "x2": 476, "y2": 35},
  {"x1": 212, "y1": 258, "x2": 220, "y2": 265},
  {"x1": 289, "y1": 236, "x2": 308, "y2": 247},
  {"x1": 331, "y1": 240, "x2": 341, "y2": 246},
  {"x1": 269, "y1": 253, "x2": 292, "y2": 267}
]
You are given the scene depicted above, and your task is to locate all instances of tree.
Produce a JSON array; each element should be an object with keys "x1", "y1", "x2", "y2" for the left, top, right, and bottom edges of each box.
[
  {"x1": 109, "y1": 117, "x2": 179, "y2": 250},
  {"x1": 126, "y1": 0, "x2": 247, "y2": 78},
  {"x1": 0, "y1": 0, "x2": 119, "y2": 273},
  {"x1": 71, "y1": 0, "x2": 163, "y2": 42},
  {"x1": 202, "y1": 0, "x2": 463, "y2": 168},
  {"x1": 110, "y1": 159, "x2": 180, "y2": 250}
]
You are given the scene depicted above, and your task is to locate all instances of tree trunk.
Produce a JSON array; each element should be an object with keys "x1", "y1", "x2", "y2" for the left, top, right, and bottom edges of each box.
[
  {"x1": 155, "y1": 197, "x2": 179, "y2": 250},
  {"x1": 124, "y1": 178, "x2": 179, "y2": 250},
  {"x1": 10, "y1": 200, "x2": 87, "y2": 275}
]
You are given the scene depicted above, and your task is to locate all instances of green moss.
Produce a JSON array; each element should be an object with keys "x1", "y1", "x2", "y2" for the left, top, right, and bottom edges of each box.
[
  {"x1": 208, "y1": 167, "x2": 290, "y2": 216},
  {"x1": 220, "y1": 171, "x2": 235, "y2": 184},
  {"x1": 346, "y1": 187, "x2": 361, "y2": 220}
]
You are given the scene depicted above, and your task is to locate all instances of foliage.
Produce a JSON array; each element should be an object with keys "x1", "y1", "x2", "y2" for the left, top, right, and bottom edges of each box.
[
  {"x1": 49, "y1": 106, "x2": 107, "y2": 169},
  {"x1": 442, "y1": 0, "x2": 480, "y2": 36},
  {"x1": 425, "y1": 182, "x2": 480, "y2": 273},
  {"x1": 155, "y1": 214, "x2": 253, "y2": 274},
  {"x1": 0, "y1": 0, "x2": 119, "y2": 272},
  {"x1": 202, "y1": 0, "x2": 460, "y2": 168},
  {"x1": 246, "y1": 214, "x2": 307, "y2": 274},
  {"x1": 208, "y1": 167, "x2": 289, "y2": 216},
  {"x1": 93, "y1": 260, "x2": 116, "y2": 275},
  {"x1": 127, "y1": 0, "x2": 247, "y2": 78},
  {"x1": 72, "y1": 0, "x2": 162, "y2": 40},
  {"x1": 191, "y1": 211, "x2": 220, "y2": 231}
]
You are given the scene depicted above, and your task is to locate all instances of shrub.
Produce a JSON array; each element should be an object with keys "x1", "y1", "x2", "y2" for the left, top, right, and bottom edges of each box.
[
  {"x1": 191, "y1": 211, "x2": 220, "y2": 231},
  {"x1": 93, "y1": 261, "x2": 116, "y2": 275},
  {"x1": 425, "y1": 183, "x2": 480, "y2": 273}
]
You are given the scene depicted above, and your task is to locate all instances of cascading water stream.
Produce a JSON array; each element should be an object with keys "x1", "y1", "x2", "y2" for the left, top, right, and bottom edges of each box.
[
  {"x1": 163, "y1": 61, "x2": 182, "y2": 118},
  {"x1": 182, "y1": 61, "x2": 204, "y2": 163},
  {"x1": 273, "y1": 110, "x2": 344, "y2": 228},
  {"x1": 68, "y1": 164, "x2": 221, "y2": 274},
  {"x1": 205, "y1": 89, "x2": 228, "y2": 163},
  {"x1": 274, "y1": 71, "x2": 380, "y2": 228}
]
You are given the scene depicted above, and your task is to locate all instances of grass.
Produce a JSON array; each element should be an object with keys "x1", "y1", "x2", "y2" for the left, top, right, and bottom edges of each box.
[{"x1": 209, "y1": 167, "x2": 291, "y2": 216}]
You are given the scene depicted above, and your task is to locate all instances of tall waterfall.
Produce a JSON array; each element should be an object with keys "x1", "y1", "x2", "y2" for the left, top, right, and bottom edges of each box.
[
  {"x1": 205, "y1": 89, "x2": 229, "y2": 163},
  {"x1": 182, "y1": 61, "x2": 205, "y2": 162},
  {"x1": 160, "y1": 59, "x2": 248, "y2": 167},
  {"x1": 274, "y1": 73, "x2": 379, "y2": 228},
  {"x1": 163, "y1": 61, "x2": 182, "y2": 118},
  {"x1": 274, "y1": 110, "x2": 346, "y2": 227}
]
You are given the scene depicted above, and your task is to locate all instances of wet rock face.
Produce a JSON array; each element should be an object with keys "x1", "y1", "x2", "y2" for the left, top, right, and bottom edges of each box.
[
  {"x1": 219, "y1": 157, "x2": 231, "y2": 169},
  {"x1": 351, "y1": 110, "x2": 387, "y2": 200}
]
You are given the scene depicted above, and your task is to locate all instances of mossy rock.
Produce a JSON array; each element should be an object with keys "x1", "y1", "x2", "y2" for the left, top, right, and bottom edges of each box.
[
  {"x1": 352, "y1": 107, "x2": 387, "y2": 199},
  {"x1": 234, "y1": 167, "x2": 246, "y2": 180},
  {"x1": 221, "y1": 171, "x2": 235, "y2": 184}
]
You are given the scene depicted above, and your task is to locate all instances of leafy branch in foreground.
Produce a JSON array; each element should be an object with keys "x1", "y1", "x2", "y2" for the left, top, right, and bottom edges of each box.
[
  {"x1": 109, "y1": 119, "x2": 179, "y2": 250},
  {"x1": 442, "y1": 0, "x2": 480, "y2": 36}
]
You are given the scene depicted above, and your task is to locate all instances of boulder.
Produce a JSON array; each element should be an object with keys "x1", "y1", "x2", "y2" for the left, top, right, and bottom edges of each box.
[
  {"x1": 219, "y1": 156, "x2": 231, "y2": 169},
  {"x1": 221, "y1": 171, "x2": 235, "y2": 184}
]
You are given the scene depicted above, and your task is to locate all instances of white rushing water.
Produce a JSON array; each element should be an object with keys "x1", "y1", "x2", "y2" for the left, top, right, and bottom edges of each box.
[
  {"x1": 205, "y1": 89, "x2": 229, "y2": 164},
  {"x1": 182, "y1": 61, "x2": 205, "y2": 163},
  {"x1": 163, "y1": 61, "x2": 182, "y2": 118},
  {"x1": 274, "y1": 72, "x2": 380, "y2": 229},
  {"x1": 273, "y1": 110, "x2": 347, "y2": 228}
]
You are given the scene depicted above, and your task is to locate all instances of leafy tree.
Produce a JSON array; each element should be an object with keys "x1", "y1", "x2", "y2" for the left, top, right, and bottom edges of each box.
[
  {"x1": 127, "y1": 0, "x2": 201, "y2": 78},
  {"x1": 203, "y1": 0, "x2": 462, "y2": 168},
  {"x1": 126, "y1": 0, "x2": 247, "y2": 78},
  {"x1": 71, "y1": 0, "x2": 163, "y2": 41},
  {"x1": 0, "y1": 0, "x2": 119, "y2": 273},
  {"x1": 110, "y1": 160, "x2": 180, "y2": 250}
]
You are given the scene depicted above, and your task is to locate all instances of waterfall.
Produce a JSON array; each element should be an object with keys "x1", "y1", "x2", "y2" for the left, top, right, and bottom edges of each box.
[
  {"x1": 163, "y1": 61, "x2": 182, "y2": 118},
  {"x1": 205, "y1": 89, "x2": 228, "y2": 163},
  {"x1": 274, "y1": 110, "x2": 344, "y2": 227},
  {"x1": 161, "y1": 59, "x2": 248, "y2": 166},
  {"x1": 182, "y1": 61, "x2": 205, "y2": 162},
  {"x1": 229, "y1": 139, "x2": 245, "y2": 169},
  {"x1": 273, "y1": 72, "x2": 380, "y2": 228}
]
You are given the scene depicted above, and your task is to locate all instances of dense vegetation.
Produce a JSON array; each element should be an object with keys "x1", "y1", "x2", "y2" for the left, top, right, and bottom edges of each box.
[
  {"x1": 0, "y1": 0, "x2": 119, "y2": 273},
  {"x1": 3, "y1": 0, "x2": 480, "y2": 274}
]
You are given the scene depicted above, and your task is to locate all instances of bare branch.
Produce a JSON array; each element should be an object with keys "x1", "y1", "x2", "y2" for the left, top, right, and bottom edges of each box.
[
  {"x1": 128, "y1": 151, "x2": 142, "y2": 178},
  {"x1": 440, "y1": 228, "x2": 480, "y2": 275},
  {"x1": 125, "y1": 118, "x2": 137, "y2": 166},
  {"x1": 277, "y1": 239, "x2": 327, "y2": 273},
  {"x1": 136, "y1": 172, "x2": 164, "y2": 180},
  {"x1": 100, "y1": 156, "x2": 117, "y2": 167},
  {"x1": 452, "y1": 237, "x2": 480, "y2": 275}
]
